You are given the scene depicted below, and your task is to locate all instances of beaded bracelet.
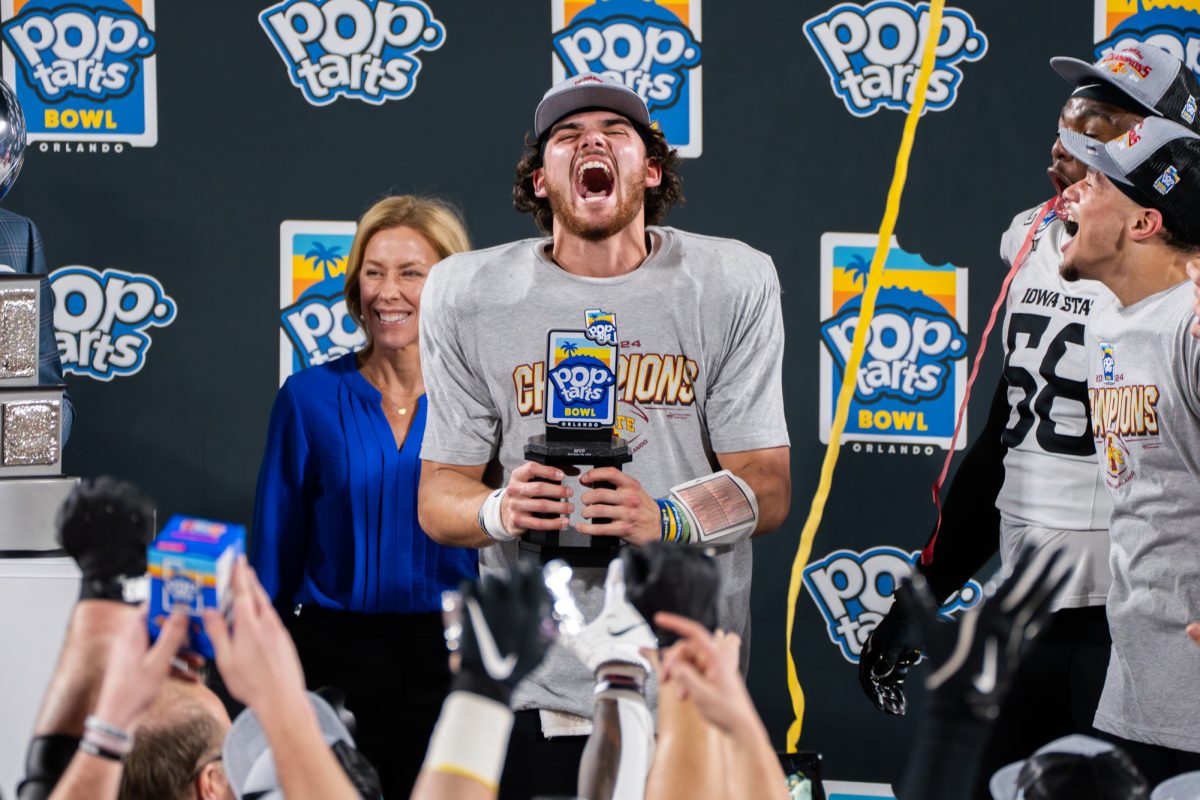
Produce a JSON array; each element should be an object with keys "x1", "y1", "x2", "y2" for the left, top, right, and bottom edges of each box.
[{"x1": 655, "y1": 497, "x2": 691, "y2": 544}]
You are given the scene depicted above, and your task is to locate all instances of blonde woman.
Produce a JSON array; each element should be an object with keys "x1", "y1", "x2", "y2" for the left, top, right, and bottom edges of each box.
[{"x1": 252, "y1": 196, "x2": 475, "y2": 799}]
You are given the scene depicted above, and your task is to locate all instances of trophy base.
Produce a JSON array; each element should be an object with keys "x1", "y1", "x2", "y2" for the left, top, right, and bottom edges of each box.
[
  {"x1": 0, "y1": 476, "x2": 79, "y2": 554},
  {"x1": 521, "y1": 434, "x2": 632, "y2": 566}
]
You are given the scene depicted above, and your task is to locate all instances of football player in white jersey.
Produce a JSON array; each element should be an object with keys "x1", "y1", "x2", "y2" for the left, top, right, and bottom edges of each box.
[{"x1": 858, "y1": 46, "x2": 1200, "y2": 797}]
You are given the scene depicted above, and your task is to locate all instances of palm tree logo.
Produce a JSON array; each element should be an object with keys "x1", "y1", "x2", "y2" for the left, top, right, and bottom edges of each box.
[
  {"x1": 561, "y1": 341, "x2": 579, "y2": 359},
  {"x1": 305, "y1": 242, "x2": 344, "y2": 281},
  {"x1": 846, "y1": 253, "x2": 870, "y2": 288}
]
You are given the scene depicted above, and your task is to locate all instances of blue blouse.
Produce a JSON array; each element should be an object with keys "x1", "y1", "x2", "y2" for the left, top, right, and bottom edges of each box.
[{"x1": 251, "y1": 353, "x2": 477, "y2": 615}]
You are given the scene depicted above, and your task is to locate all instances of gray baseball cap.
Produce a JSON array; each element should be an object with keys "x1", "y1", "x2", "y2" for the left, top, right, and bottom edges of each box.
[
  {"x1": 222, "y1": 691, "x2": 356, "y2": 800},
  {"x1": 1059, "y1": 115, "x2": 1200, "y2": 242},
  {"x1": 533, "y1": 72, "x2": 650, "y2": 138},
  {"x1": 1051, "y1": 45, "x2": 1200, "y2": 134},
  {"x1": 989, "y1": 735, "x2": 1127, "y2": 799}
]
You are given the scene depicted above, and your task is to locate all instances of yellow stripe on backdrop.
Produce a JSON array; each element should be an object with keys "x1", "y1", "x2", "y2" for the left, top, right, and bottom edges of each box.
[{"x1": 785, "y1": 0, "x2": 948, "y2": 753}]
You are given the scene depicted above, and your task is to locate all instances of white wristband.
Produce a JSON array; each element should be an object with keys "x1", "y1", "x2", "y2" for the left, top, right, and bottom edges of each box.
[
  {"x1": 477, "y1": 488, "x2": 515, "y2": 542},
  {"x1": 423, "y1": 691, "x2": 515, "y2": 792},
  {"x1": 669, "y1": 469, "x2": 758, "y2": 545}
]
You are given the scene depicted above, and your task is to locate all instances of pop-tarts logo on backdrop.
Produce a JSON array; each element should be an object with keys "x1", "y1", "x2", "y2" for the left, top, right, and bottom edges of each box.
[
  {"x1": 552, "y1": 0, "x2": 702, "y2": 158},
  {"x1": 278, "y1": 220, "x2": 364, "y2": 385},
  {"x1": 48, "y1": 266, "x2": 176, "y2": 380},
  {"x1": 1, "y1": 0, "x2": 157, "y2": 147},
  {"x1": 803, "y1": 546, "x2": 983, "y2": 663},
  {"x1": 804, "y1": 1, "x2": 987, "y2": 117},
  {"x1": 1095, "y1": 1, "x2": 1200, "y2": 77},
  {"x1": 260, "y1": 0, "x2": 446, "y2": 106},
  {"x1": 819, "y1": 233, "x2": 968, "y2": 449}
]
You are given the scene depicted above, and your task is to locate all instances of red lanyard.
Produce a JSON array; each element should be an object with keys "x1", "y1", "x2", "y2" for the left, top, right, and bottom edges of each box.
[{"x1": 924, "y1": 198, "x2": 1057, "y2": 562}]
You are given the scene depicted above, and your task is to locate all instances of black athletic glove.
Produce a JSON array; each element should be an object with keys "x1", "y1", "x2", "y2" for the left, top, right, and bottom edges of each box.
[
  {"x1": 858, "y1": 597, "x2": 923, "y2": 716},
  {"x1": 621, "y1": 542, "x2": 720, "y2": 646},
  {"x1": 331, "y1": 740, "x2": 383, "y2": 800},
  {"x1": 450, "y1": 560, "x2": 554, "y2": 705},
  {"x1": 55, "y1": 476, "x2": 155, "y2": 602},
  {"x1": 896, "y1": 545, "x2": 1070, "y2": 722}
]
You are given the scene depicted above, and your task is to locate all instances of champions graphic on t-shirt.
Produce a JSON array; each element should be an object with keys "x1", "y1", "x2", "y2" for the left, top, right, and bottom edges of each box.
[
  {"x1": 514, "y1": 352, "x2": 697, "y2": 455},
  {"x1": 1088, "y1": 342, "x2": 1161, "y2": 489},
  {"x1": 514, "y1": 309, "x2": 699, "y2": 453}
]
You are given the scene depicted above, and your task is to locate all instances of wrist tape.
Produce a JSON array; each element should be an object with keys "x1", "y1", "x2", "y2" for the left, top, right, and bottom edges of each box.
[
  {"x1": 422, "y1": 691, "x2": 514, "y2": 792},
  {"x1": 477, "y1": 489, "x2": 515, "y2": 542},
  {"x1": 660, "y1": 470, "x2": 758, "y2": 545}
]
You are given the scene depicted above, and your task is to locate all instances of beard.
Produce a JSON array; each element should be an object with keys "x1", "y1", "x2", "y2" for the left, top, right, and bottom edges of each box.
[{"x1": 546, "y1": 169, "x2": 647, "y2": 241}]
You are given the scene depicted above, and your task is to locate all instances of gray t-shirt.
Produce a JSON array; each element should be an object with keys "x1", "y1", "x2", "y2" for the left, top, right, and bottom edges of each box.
[
  {"x1": 1085, "y1": 280, "x2": 1200, "y2": 752},
  {"x1": 420, "y1": 226, "x2": 789, "y2": 719}
]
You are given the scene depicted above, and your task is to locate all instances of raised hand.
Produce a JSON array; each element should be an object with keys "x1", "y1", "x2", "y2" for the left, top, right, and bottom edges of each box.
[
  {"x1": 896, "y1": 546, "x2": 1070, "y2": 721},
  {"x1": 447, "y1": 560, "x2": 554, "y2": 704},
  {"x1": 91, "y1": 608, "x2": 190, "y2": 732},
  {"x1": 557, "y1": 556, "x2": 656, "y2": 674},
  {"x1": 57, "y1": 476, "x2": 155, "y2": 601},
  {"x1": 621, "y1": 542, "x2": 719, "y2": 646},
  {"x1": 202, "y1": 556, "x2": 306, "y2": 710}
]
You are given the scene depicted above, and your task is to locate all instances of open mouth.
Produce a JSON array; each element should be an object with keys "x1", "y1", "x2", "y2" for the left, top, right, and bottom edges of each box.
[
  {"x1": 575, "y1": 160, "x2": 614, "y2": 203},
  {"x1": 1047, "y1": 168, "x2": 1079, "y2": 235}
]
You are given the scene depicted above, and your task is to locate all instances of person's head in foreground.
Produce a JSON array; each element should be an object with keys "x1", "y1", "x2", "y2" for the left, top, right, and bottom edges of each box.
[
  {"x1": 513, "y1": 72, "x2": 683, "y2": 238},
  {"x1": 989, "y1": 734, "x2": 1149, "y2": 800},
  {"x1": 119, "y1": 680, "x2": 233, "y2": 800}
]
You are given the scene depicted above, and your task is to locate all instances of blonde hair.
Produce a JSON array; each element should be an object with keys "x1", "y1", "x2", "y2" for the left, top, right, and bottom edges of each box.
[{"x1": 344, "y1": 195, "x2": 471, "y2": 353}]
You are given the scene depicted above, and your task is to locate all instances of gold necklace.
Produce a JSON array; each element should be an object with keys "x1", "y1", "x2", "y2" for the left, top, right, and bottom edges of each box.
[{"x1": 363, "y1": 372, "x2": 422, "y2": 416}]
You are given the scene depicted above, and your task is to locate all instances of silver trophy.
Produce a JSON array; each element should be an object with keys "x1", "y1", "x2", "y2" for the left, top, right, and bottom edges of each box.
[{"x1": 0, "y1": 80, "x2": 78, "y2": 551}]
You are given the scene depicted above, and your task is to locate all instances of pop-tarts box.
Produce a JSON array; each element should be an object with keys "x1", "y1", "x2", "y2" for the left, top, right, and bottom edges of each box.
[{"x1": 147, "y1": 515, "x2": 245, "y2": 659}]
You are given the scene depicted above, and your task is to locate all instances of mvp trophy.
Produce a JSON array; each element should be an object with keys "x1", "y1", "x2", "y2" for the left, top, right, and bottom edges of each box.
[{"x1": 520, "y1": 310, "x2": 630, "y2": 567}]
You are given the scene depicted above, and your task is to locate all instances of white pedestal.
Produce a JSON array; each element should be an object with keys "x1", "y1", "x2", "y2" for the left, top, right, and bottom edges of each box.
[{"x1": 0, "y1": 557, "x2": 80, "y2": 798}]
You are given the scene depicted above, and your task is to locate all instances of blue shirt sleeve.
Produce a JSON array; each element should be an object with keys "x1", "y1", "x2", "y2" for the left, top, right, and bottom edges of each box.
[
  {"x1": 26, "y1": 220, "x2": 74, "y2": 442},
  {"x1": 252, "y1": 380, "x2": 313, "y2": 615}
]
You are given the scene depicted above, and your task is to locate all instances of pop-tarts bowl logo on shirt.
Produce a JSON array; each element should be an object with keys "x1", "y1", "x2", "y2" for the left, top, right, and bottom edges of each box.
[
  {"x1": 1100, "y1": 342, "x2": 1116, "y2": 384},
  {"x1": 259, "y1": 0, "x2": 446, "y2": 107},
  {"x1": 1095, "y1": 1, "x2": 1200, "y2": 78},
  {"x1": 1, "y1": 0, "x2": 157, "y2": 147},
  {"x1": 818, "y1": 233, "x2": 969, "y2": 449},
  {"x1": 278, "y1": 220, "x2": 364, "y2": 384},
  {"x1": 804, "y1": 1, "x2": 987, "y2": 118},
  {"x1": 585, "y1": 308, "x2": 618, "y2": 347},
  {"x1": 551, "y1": 0, "x2": 702, "y2": 158},
  {"x1": 48, "y1": 265, "x2": 176, "y2": 380},
  {"x1": 803, "y1": 546, "x2": 982, "y2": 664}
]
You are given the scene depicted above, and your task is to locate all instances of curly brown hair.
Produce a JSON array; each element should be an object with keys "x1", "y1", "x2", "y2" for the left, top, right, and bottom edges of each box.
[{"x1": 512, "y1": 121, "x2": 684, "y2": 234}]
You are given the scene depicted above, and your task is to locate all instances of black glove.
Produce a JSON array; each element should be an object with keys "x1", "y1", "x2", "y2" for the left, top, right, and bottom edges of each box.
[
  {"x1": 896, "y1": 545, "x2": 1069, "y2": 722},
  {"x1": 451, "y1": 559, "x2": 554, "y2": 705},
  {"x1": 55, "y1": 476, "x2": 155, "y2": 602},
  {"x1": 858, "y1": 593, "x2": 923, "y2": 716},
  {"x1": 331, "y1": 740, "x2": 383, "y2": 800},
  {"x1": 621, "y1": 542, "x2": 720, "y2": 646}
]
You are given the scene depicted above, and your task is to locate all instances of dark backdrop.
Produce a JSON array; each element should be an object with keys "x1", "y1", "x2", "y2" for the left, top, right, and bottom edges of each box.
[{"x1": 2, "y1": 0, "x2": 1122, "y2": 786}]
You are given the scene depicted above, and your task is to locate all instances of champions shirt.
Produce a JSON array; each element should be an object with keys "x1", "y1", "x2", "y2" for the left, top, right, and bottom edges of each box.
[
  {"x1": 420, "y1": 226, "x2": 789, "y2": 721},
  {"x1": 1086, "y1": 281, "x2": 1200, "y2": 753}
]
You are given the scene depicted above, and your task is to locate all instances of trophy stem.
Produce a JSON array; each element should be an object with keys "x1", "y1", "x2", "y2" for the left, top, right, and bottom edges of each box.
[{"x1": 519, "y1": 435, "x2": 631, "y2": 567}]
